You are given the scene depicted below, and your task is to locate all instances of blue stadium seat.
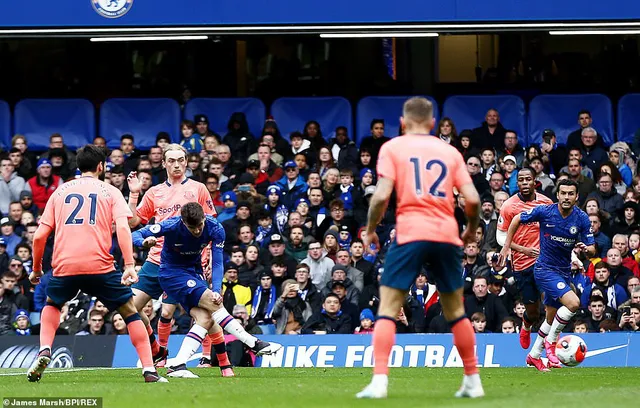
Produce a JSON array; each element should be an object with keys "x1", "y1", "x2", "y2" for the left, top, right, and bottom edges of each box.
[
  {"x1": 442, "y1": 95, "x2": 527, "y2": 147},
  {"x1": 184, "y1": 98, "x2": 265, "y2": 139},
  {"x1": 14, "y1": 99, "x2": 95, "y2": 151},
  {"x1": 529, "y1": 94, "x2": 614, "y2": 146},
  {"x1": 270, "y1": 97, "x2": 352, "y2": 141},
  {"x1": 617, "y1": 94, "x2": 640, "y2": 145},
  {"x1": 0, "y1": 100, "x2": 10, "y2": 150},
  {"x1": 355, "y1": 96, "x2": 439, "y2": 146},
  {"x1": 100, "y1": 98, "x2": 181, "y2": 150}
]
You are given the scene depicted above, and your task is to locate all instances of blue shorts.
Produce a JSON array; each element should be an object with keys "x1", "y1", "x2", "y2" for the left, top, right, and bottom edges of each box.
[
  {"x1": 131, "y1": 261, "x2": 177, "y2": 305},
  {"x1": 381, "y1": 240, "x2": 463, "y2": 294},
  {"x1": 513, "y1": 265, "x2": 540, "y2": 305},
  {"x1": 159, "y1": 267, "x2": 208, "y2": 314},
  {"x1": 47, "y1": 272, "x2": 132, "y2": 311},
  {"x1": 534, "y1": 268, "x2": 572, "y2": 309}
]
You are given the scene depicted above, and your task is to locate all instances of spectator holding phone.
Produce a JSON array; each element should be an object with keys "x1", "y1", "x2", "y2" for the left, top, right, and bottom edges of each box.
[
  {"x1": 273, "y1": 279, "x2": 312, "y2": 334},
  {"x1": 618, "y1": 303, "x2": 640, "y2": 331}
]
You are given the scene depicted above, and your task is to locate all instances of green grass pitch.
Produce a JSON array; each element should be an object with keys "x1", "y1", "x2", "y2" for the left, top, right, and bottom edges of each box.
[{"x1": 1, "y1": 367, "x2": 639, "y2": 408}]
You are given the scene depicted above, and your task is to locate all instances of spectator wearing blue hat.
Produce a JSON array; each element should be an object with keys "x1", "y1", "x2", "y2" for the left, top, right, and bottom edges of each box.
[
  {"x1": 13, "y1": 309, "x2": 31, "y2": 335},
  {"x1": 328, "y1": 126, "x2": 359, "y2": 175},
  {"x1": 218, "y1": 191, "x2": 238, "y2": 224},
  {"x1": 355, "y1": 308, "x2": 375, "y2": 334},
  {"x1": 26, "y1": 158, "x2": 61, "y2": 213},
  {"x1": 275, "y1": 161, "x2": 309, "y2": 211},
  {"x1": 0, "y1": 155, "x2": 31, "y2": 215}
]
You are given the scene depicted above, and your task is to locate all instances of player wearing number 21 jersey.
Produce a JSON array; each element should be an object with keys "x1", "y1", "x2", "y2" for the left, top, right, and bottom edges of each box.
[{"x1": 27, "y1": 145, "x2": 165, "y2": 383}]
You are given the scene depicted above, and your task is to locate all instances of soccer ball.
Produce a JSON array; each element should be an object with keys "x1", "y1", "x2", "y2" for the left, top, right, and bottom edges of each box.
[{"x1": 555, "y1": 335, "x2": 587, "y2": 367}]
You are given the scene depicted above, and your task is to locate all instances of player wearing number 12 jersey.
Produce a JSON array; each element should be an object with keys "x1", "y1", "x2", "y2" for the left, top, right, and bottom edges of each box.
[
  {"x1": 27, "y1": 145, "x2": 165, "y2": 383},
  {"x1": 357, "y1": 97, "x2": 484, "y2": 399}
]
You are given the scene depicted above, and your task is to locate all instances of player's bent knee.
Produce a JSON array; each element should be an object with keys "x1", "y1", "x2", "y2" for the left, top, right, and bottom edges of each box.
[
  {"x1": 160, "y1": 306, "x2": 175, "y2": 319},
  {"x1": 117, "y1": 299, "x2": 138, "y2": 319},
  {"x1": 191, "y1": 308, "x2": 213, "y2": 329}
]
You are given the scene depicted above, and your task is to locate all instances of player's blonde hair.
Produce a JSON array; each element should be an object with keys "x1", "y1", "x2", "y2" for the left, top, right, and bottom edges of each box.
[
  {"x1": 162, "y1": 143, "x2": 188, "y2": 161},
  {"x1": 402, "y1": 97, "x2": 433, "y2": 124}
]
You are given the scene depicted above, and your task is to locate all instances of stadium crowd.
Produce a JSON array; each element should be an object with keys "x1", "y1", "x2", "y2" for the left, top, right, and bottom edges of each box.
[{"x1": 1, "y1": 107, "x2": 640, "y2": 350}]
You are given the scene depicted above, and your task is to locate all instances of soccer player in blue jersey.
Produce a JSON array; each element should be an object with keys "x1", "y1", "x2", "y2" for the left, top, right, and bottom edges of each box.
[
  {"x1": 499, "y1": 179, "x2": 595, "y2": 371},
  {"x1": 132, "y1": 202, "x2": 282, "y2": 378}
]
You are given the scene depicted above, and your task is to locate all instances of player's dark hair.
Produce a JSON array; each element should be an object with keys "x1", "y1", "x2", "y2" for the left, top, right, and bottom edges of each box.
[
  {"x1": 181, "y1": 202, "x2": 205, "y2": 226},
  {"x1": 26, "y1": 222, "x2": 38, "y2": 229},
  {"x1": 589, "y1": 295, "x2": 605, "y2": 305},
  {"x1": 517, "y1": 167, "x2": 536, "y2": 178},
  {"x1": 76, "y1": 144, "x2": 107, "y2": 173},
  {"x1": 578, "y1": 109, "x2": 592, "y2": 118},
  {"x1": 120, "y1": 134, "x2": 134, "y2": 142},
  {"x1": 556, "y1": 178, "x2": 579, "y2": 192}
]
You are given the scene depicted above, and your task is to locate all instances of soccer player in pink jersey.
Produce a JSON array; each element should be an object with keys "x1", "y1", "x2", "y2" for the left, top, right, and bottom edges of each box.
[
  {"x1": 127, "y1": 144, "x2": 232, "y2": 375},
  {"x1": 357, "y1": 97, "x2": 484, "y2": 399},
  {"x1": 496, "y1": 168, "x2": 553, "y2": 364},
  {"x1": 27, "y1": 145, "x2": 166, "y2": 383}
]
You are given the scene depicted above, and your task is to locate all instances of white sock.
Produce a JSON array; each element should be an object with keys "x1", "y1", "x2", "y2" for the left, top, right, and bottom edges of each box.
[
  {"x1": 39, "y1": 345, "x2": 51, "y2": 352},
  {"x1": 529, "y1": 320, "x2": 551, "y2": 359},
  {"x1": 371, "y1": 374, "x2": 388, "y2": 388},
  {"x1": 212, "y1": 308, "x2": 257, "y2": 348},
  {"x1": 142, "y1": 366, "x2": 156, "y2": 374},
  {"x1": 173, "y1": 324, "x2": 208, "y2": 366},
  {"x1": 546, "y1": 307, "x2": 575, "y2": 343}
]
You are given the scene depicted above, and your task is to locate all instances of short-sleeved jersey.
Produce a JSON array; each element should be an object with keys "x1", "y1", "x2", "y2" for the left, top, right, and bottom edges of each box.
[
  {"x1": 132, "y1": 215, "x2": 225, "y2": 293},
  {"x1": 377, "y1": 134, "x2": 472, "y2": 246},
  {"x1": 520, "y1": 204, "x2": 594, "y2": 276},
  {"x1": 136, "y1": 178, "x2": 216, "y2": 265},
  {"x1": 40, "y1": 176, "x2": 132, "y2": 277},
  {"x1": 497, "y1": 192, "x2": 553, "y2": 271}
]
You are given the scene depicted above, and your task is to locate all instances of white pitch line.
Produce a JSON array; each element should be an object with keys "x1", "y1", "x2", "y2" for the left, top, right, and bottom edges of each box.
[{"x1": 0, "y1": 367, "x2": 126, "y2": 376}]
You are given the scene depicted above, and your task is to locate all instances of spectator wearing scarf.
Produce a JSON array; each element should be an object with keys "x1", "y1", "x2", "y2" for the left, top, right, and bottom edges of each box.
[
  {"x1": 251, "y1": 271, "x2": 277, "y2": 324},
  {"x1": 273, "y1": 279, "x2": 313, "y2": 334}
]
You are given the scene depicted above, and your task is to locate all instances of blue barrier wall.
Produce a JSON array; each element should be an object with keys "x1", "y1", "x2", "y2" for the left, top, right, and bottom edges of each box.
[
  {"x1": 1, "y1": 1, "x2": 640, "y2": 27},
  {"x1": 112, "y1": 333, "x2": 639, "y2": 368}
]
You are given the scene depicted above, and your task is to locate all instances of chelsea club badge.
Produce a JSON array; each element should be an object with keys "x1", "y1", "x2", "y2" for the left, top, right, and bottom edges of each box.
[{"x1": 92, "y1": 0, "x2": 134, "y2": 19}]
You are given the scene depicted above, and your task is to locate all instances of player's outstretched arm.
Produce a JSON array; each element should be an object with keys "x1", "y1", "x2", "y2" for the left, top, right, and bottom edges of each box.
[{"x1": 131, "y1": 221, "x2": 169, "y2": 249}]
